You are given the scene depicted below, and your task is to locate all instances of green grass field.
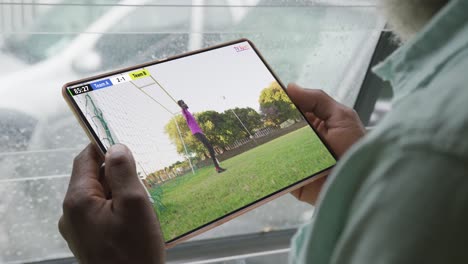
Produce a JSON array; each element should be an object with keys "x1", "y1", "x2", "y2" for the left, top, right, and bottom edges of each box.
[{"x1": 150, "y1": 127, "x2": 336, "y2": 241}]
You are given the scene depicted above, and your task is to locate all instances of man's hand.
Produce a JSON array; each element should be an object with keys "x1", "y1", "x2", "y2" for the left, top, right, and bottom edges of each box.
[
  {"x1": 287, "y1": 83, "x2": 366, "y2": 205},
  {"x1": 58, "y1": 144, "x2": 165, "y2": 264}
]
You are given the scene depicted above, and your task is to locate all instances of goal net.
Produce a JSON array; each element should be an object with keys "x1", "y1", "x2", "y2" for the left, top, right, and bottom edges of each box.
[{"x1": 73, "y1": 75, "x2": 191, "y2": 180}]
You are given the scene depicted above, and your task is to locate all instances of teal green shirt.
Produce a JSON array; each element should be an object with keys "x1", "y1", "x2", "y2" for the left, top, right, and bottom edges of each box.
[{"x1": 290, "y1": 0, "x2": 468, "y2": 263}]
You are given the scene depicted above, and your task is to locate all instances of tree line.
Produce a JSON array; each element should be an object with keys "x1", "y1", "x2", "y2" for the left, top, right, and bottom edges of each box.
[
  {"x1": 165, "y1": 81, "x2": 301, "y2": 160},
  {"x1": 144, "y1": 81, "x2": 302, "y2": 184}
]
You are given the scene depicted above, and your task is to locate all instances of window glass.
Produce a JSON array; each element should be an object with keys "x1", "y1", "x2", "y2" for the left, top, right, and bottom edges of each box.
[
  {"x1": 2, "y1": 3, "x2": 117, "y2": 64},
  {"x1": 93, "y1": 6, "x2": 191, "y2": 70},
  {"x1": 0, "y1": 0, "x2": 382, "y2": 262}
]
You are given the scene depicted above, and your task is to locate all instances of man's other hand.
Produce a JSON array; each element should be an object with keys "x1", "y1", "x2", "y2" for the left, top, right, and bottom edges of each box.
[
  {"x1": 287, "y1": 83, "x2": 366, "y2": 205},
  {"x1": 58, "y1": 144, "x2": 165, "y2": 264}
]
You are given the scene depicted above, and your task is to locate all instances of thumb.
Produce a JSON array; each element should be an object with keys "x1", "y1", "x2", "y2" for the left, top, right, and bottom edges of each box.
[
  {"x1": 287, "y1": 83, "x2": 340, "y2": 121},
  {"x1": 105, "y1": 144, "x2": 147, "y2": 208}
]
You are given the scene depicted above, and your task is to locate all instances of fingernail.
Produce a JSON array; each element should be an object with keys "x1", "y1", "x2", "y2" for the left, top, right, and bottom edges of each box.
[
  {"x1": 107, "y1": 144, "x2": 129, "y2": 157},
  {"x1": 106, "y1": 144, "x2": 132, "y2": 167},
  {"x1": 288, "y1": 83, "x2": 300, "y2": 89}
]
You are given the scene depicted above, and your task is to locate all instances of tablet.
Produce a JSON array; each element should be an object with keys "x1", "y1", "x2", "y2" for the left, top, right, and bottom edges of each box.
[{"x1": 62, "y1": 39, "x2": 336, "y2": 247}]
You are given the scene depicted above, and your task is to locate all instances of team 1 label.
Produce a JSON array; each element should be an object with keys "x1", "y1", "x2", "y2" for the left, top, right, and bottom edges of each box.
[
  {"x1": 90, "y1": 79, "x2": 112, "y2": 90},
  {"x1": 129, "y1": 69, "x2": 151, "y2": 80}
]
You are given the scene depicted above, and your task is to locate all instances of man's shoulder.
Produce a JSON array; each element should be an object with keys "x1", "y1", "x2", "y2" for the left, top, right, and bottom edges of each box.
[{"x1": 371, "y1": 55, "x2": 468, "y2": 160}]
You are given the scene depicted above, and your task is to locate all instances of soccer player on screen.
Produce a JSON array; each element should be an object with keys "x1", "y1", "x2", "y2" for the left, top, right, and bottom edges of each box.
[{"x1": 177, "y1": 100, "x2": 227, "y2": 173}]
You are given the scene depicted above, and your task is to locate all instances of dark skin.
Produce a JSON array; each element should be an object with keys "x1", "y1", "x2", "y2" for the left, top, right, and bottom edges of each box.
[
  {"x1": 58, "y1": 144, "x2": 165, "y2": 264},
  {"x1": 287, "y1": 83, "x2": 365, "y2": 204},
  {"x1": 58, "y1": 84, "x2": 365, "y2": 262}
]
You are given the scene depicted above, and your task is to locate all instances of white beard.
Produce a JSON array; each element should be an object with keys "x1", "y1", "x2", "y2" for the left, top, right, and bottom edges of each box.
[{"x1": 379, "y1": 0, "x2": 449, "y2": 43}]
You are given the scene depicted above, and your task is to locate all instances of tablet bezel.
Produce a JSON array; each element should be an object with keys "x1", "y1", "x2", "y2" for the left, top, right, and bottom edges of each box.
[{"x1": 62, "y1": 38, "x2": 337, "y2": 248}]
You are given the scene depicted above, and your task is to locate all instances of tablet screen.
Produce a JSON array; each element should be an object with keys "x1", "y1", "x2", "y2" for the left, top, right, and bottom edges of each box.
[{"x1": 66, "y1": 40, "x2": 336, "y2": 243}]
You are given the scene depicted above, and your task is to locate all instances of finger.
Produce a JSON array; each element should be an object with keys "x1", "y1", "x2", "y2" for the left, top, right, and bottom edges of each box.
[
  {"x1": 105, "y1": 144, "x2": 147, "y2": 209},
  {"x1": 99, "y1": 164, "x2": 112, "y2": 199},
  {"x1": 291, "y1": 176, "x2": 328, "y2": 205},
  {"x1": 305, "y1": 112, "x2": 327, "y2": 135},
  {"x1": 290, "y1": 188, "x2": 302, "y2": 200},
  {"x1": 58, "y1": 215, "x2": 68, "y2": 241},
  {"x1": 305, "y1": 112, "x2": 319, "y2": 126},
  {"x1": 287, "y1": 83, "x2": 340, "y2": 121},
  {"x1": 64, "y1": 144, "x2": 106, "y2": 209},
  {"x1": 308, "y1": 113, "x2": 325, "y2": 131},
  {"x1": 69, "y1": 144, "x2": 104, "y2": 189},
  {"x1": 316, "y1": 120, "x2": 327, "y2": 135},
  {"x1": 58, "y1": 215, "x2": 80, "y2": 261},
  {"x1": 313, "y1": 117, "x2": 321, "y2": 129},
  {"x1": 300, "y1": 176, "x2": 327, "y2": 204}
]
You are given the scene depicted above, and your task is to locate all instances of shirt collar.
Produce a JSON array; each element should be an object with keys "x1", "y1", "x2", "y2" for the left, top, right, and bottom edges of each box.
[{"x1": 373, "y1": 0, "x2": 468, "y2": 104}]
